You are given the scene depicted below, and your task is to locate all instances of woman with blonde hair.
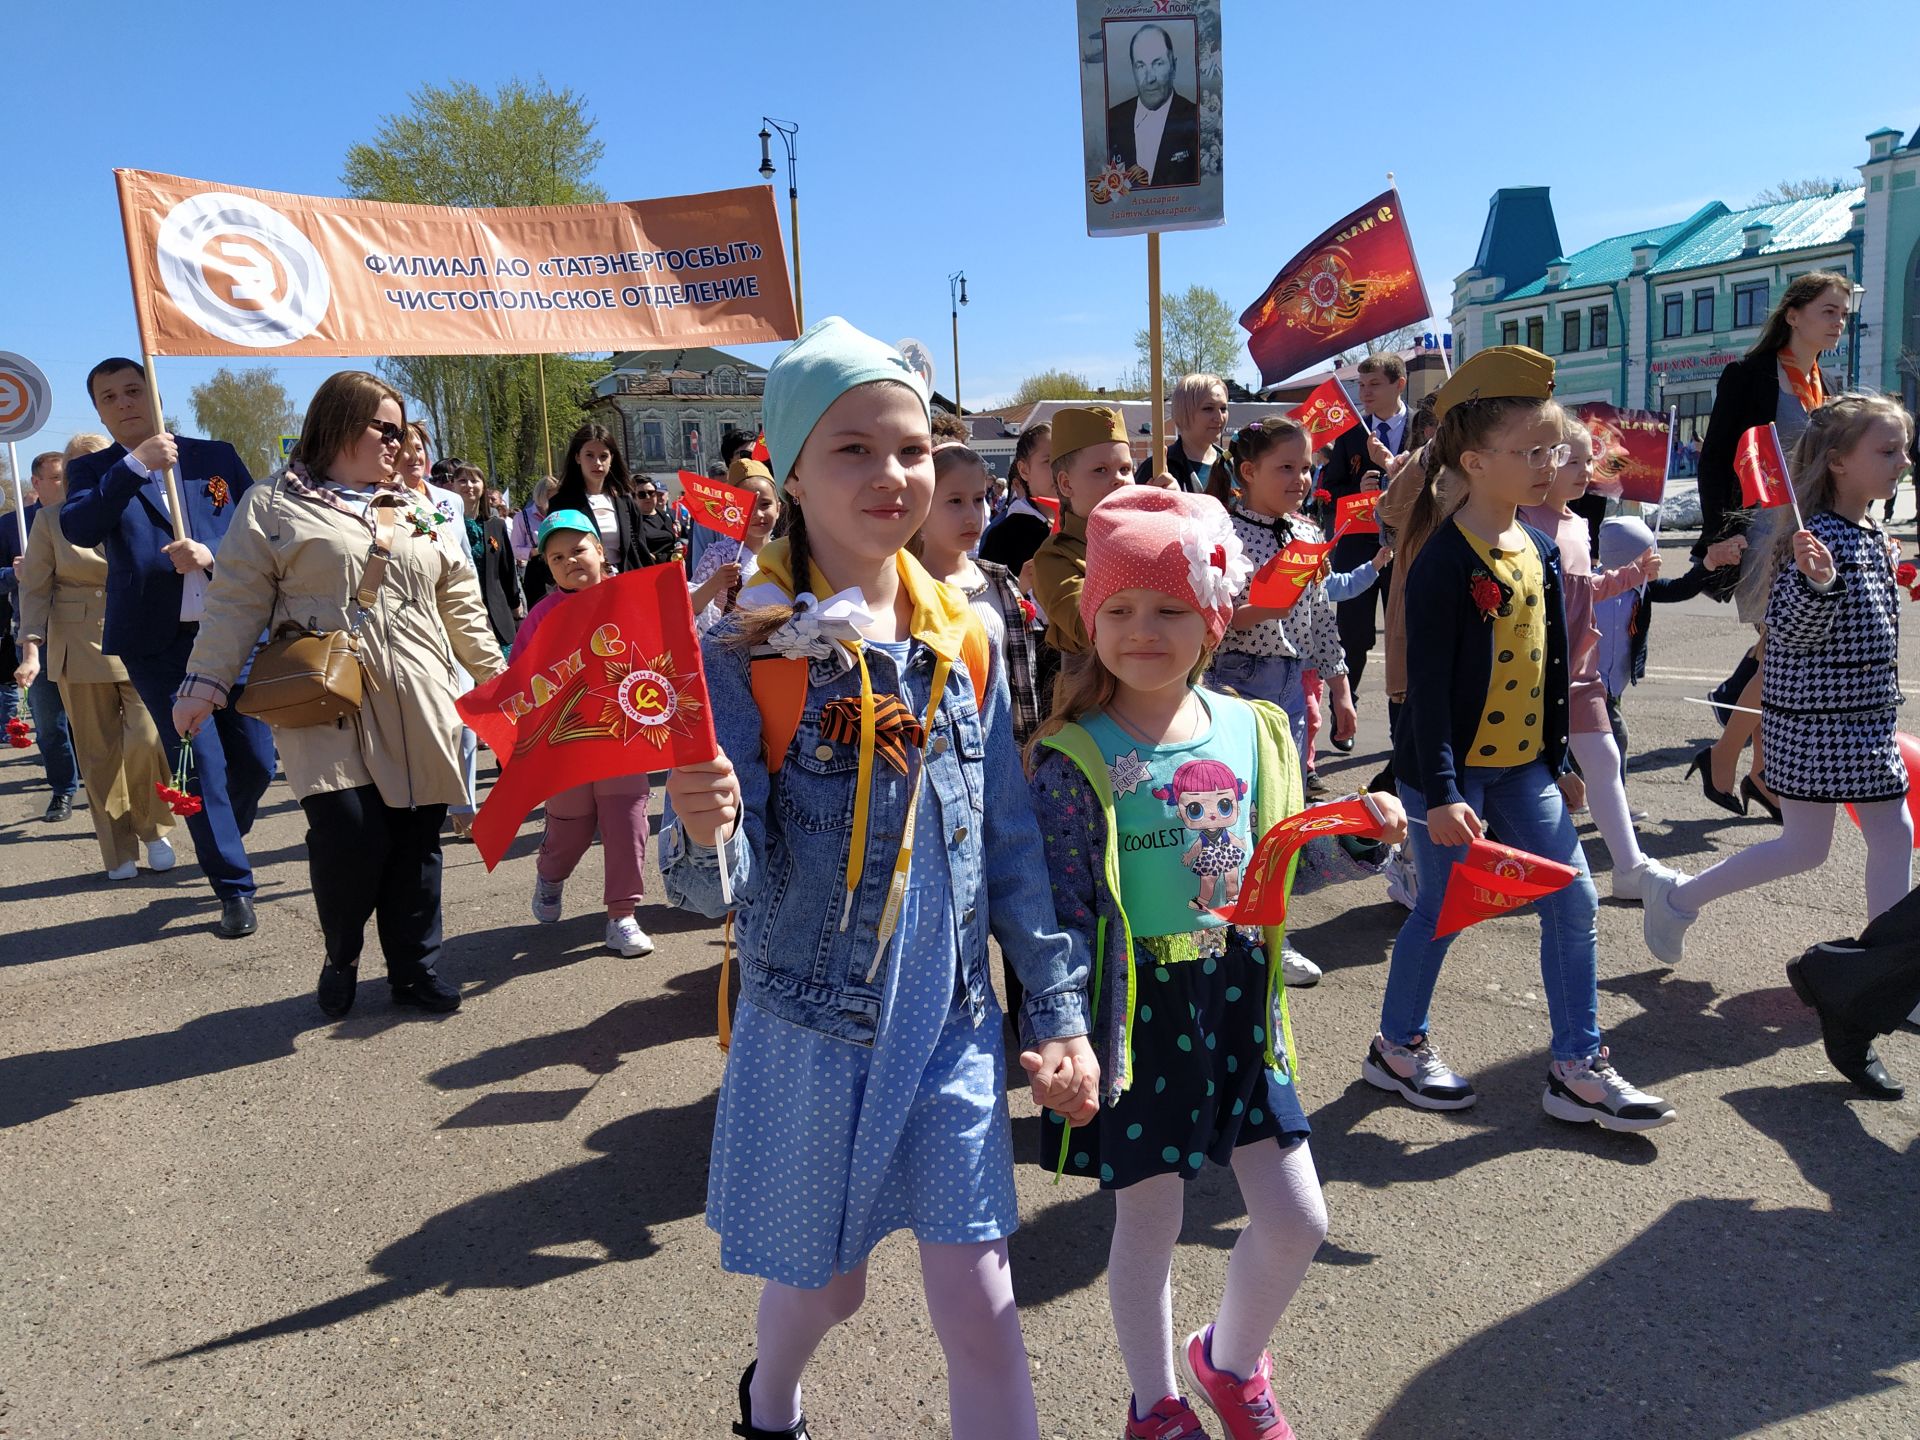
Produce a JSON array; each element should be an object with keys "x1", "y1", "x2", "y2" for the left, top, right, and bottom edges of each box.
[
  {"x1": 173, "y1": 372, "x2": 505, "y2": 1018},
  {"x1": 12, "y1": 432, "x2": 176, "y2": 878},
  {"x1": 1165, "y1": 373, "x2": 1231, "y2": 494}
]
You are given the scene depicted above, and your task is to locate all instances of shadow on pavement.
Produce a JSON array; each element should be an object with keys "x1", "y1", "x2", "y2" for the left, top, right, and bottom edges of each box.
[
  {"x1": 153, "y1": 1093, "x2": 718, "y2": 1362},
  {"x1": 1365, "y1": 1083, "x2": 1920, "y2": 1438}
]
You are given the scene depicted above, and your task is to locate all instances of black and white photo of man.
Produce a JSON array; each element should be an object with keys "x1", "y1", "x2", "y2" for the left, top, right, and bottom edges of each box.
[{"x1": 1103, "y1": 21, "x2": 1200, "y2": 187}]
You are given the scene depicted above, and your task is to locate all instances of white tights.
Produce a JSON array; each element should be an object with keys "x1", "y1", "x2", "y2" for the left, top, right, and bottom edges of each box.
[
  {"x1": 747, "y1": 1239, "x2": 1037, "y2": 1440},
  {"x1": 1568, "y1": 729, "x2": 1644, "y2": 875},
  {"x1": 1672, "y1": 796, "x2": 1914, "y2": 920},
  {"x1": 1108, "y1": 1139, "x2": 1328, "y2": 1411}
]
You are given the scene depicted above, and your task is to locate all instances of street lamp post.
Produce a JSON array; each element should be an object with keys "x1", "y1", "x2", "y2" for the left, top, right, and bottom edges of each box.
[
  {"x1": 1848, "y1": 281, "x2": 1867, "y2": 390},
  {"x1": 758, "y1": 119, "x2": 803, "y2": 327},
  {"x1": 949, "y1": 270, "x2": 968, "y2": 417}
]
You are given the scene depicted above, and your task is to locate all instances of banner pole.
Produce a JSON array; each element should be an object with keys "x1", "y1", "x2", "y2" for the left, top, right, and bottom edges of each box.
[
  {"x1": 1148, "y1": 231, "x2": 1166, "y2": 475},
  {"x1": 1770, "y1": 421, "x2": 1805, "y2": 530},
  {"x1": 536, "y1": 355, "x2": 555, "y2": 478},
  {"x1": 7, "y1": 442, "x2": 26, "y2": 553},
  {"x1": 1388, "y1": 175, "x2": 1451, "y2": 378},
  {"x1": 142, "y1": 356, "x2": 188, "y2": 544}
]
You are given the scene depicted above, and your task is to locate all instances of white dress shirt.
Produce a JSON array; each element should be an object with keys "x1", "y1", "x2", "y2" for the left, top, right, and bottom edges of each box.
[
  {"x1": 1133, "y1": 98, "x2": 1172, "y2": 184},
  {"x1": 121, "y1": 449, "x2": 209, "y2": 622},
  {"x1": 1368, "y1": 403, "x2": 1409, "y2": 455}
]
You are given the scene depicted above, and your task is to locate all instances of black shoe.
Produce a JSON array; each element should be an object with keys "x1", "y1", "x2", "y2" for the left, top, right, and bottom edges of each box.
[
  {"x1": 316, "y1": 963, "x2": 357, "y2": 1018},
  {"x1": 1684, "y1": 747, "x2": 1747, "y2": 817},
  {"x1": 1706, "y1": 653, "x2": 1759, "y2": 727},
  {"x1": 1741, "y1": 776, "x2": 1783, "y2": 824},
  {"x1": 734, "y1": 1362, "x2": 811, "y2": 1439},
  {"x1": 42, "y1": 794, "x2": 73, "y2": 823},
  {"x1": 216, "y1": 895, "x2": 258, "y2": 938},
  {"x1": 1330, "y1": 734, "x2": 1356, "y2": 753},
  {"x1": 1303, "y1": 770, "x2": 1331, "y2": 800},
  {"x1": 1786, "y1": 958, "x2": 1904, "y2": 1099},
  {"x1": 392, "y1": 971, "x2": 461, "y2": 1013}
]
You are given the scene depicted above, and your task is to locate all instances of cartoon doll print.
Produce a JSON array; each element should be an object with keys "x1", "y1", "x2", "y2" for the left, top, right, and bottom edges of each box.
[{"x1": 1152, "y1": 758, "x2": 1250, "y2": 912}]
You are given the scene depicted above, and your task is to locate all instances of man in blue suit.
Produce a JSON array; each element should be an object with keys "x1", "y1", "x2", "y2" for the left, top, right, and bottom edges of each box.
[{"x1": 63, "y1": 357, "x2": 277, "y2": 938}]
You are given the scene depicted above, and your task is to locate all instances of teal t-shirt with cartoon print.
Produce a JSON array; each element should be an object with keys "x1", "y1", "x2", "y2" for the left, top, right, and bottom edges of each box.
[{"x1": 1079, "y1": 692, "x2": 1260, "y2": 939}]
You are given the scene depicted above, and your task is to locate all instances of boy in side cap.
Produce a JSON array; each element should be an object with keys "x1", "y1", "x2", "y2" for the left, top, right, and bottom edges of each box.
[{"x1": 1031, "y1": 405, "x2": 1137, "y2": 654}]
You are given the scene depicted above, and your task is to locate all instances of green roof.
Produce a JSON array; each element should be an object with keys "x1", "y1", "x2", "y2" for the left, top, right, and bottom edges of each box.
[{"x1": 1504, "y1": 189, "x2": 1861, "y2": 299}]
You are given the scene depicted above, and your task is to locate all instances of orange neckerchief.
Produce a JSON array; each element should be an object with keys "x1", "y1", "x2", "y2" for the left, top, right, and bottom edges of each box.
[{"x1": 1779, "y1": 350, "x2": 1826, "y2": 416}]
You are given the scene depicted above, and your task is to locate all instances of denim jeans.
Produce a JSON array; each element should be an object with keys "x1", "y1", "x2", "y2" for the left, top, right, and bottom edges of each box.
[
  {"x1": 1209, "y1": 650, "x2": 1307, "y2": 781},
  {"x1": 28, "y1": 673, "x2": 77, "y2": 797},
  {"x1": 1383, "y1": 761, "x2": 1601, "y2": 1061},
  {"x1": 0, "y1": 681, "x2": 16, "y2": 725}
]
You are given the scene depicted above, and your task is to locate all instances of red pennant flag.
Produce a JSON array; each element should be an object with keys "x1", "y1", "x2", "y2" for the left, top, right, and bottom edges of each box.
[
  {"x1": 1211, "y1": 799, "x2": 1387, "y2": 926},
  {"x1": 1248, "y1": 537, "x2": 1335, "y2": 612},
  {"x1": 1032, "y1": 495, "x2": 1062, "y2": 529},
  {"x1": 678, "y1": 470, "x2": 755, "y2": 540},
  {"x1": 1240, "y1": 189, "x2": 1434, "y2": 387},
  {"x1": 458, "y1": 566, "x2": 717, "y2": 869},
  {"x1": 1335, "y1": 491, "x2": 1381, "y2": 537},
  {"x1": 1287, "y1": 377, "x2": 1362, "y2": 449},
  {"x1": 1432, "y1": 839, "x2": 1579, "y2": 939},
  {"x1": 1734, "y1": 425, "x2": 1794, "y2": 510},
  {"x1": 750, "y1": 432, "x2": 770, "y2": 464},
  {"x1": 1845, "y1": 731, "x2": 1920, "y2": 848},
  {"x1": 1575, "y1": 402, "x2": 1671, "y2": 505},
  {"x1": 1895, "y1": 561, "x2": 1918, "y2": 600}
]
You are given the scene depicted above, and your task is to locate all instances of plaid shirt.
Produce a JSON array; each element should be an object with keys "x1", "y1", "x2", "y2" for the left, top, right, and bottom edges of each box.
[{"x1": 965, "y1": 559, "x2": 1044, "y2": 745}]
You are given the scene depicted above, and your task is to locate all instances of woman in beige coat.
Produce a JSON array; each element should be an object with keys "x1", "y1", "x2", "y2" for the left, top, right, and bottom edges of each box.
[
  {"x1": 13, "y1": 434, "x2": 176, "y2": 878},
  {"x1": 173, "y1": 372, "x2": 505, "y2": 1019}
]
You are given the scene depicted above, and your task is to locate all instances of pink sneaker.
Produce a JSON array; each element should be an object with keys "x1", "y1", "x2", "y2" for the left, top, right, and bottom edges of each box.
[
  {"x1": 1180, "y1": 1326, "x2": 1296, "y2": 1440},
  {"x1": 1125, "y1": 1394, "x2": 1212, "y2": 1439}
]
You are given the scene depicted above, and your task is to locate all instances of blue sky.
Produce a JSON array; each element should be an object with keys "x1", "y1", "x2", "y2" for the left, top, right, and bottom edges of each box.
[{"x1": 3, "y1": 0, "x2": 1916, "y2": 457}]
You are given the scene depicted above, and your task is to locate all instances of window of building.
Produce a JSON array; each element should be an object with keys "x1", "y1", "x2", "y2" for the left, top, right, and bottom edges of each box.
[
  {"x1": 1590, "y1": 307, "x2": 1608, "y2": 349},
  {"x1": 1662, "y1": 293, "x2": 1685, "y2": 338},
  {"x1": 1563, "y1": 312, "x2": 1581, "y2": 353},
  {"x1": 1693, "y1": 289, "x2": 1715, "y2": 333},
  {"x1": 1733, "y1": 281, "x2": 1768, "y2": 329},
  {"x1": 682, "y1": 420, "x2": 703, "y2": 460},
  {"x1": 1500, "y1": 319, "x2": 1519, "y2": 347},
  {"x1": 1524, "y1": 316, "x2": 1544, "y2": 350},
  {"x1": 641, "y1": 421, "x2": 665, "y2": 462},
  {"x1": 1672, "y1": 389, "x2": 1711, "y2": 445}
]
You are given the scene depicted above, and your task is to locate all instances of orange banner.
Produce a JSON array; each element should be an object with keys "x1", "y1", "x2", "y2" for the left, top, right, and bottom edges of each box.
[{"x1": 115, "y1": 169, "x2": 798, "y2": 358}]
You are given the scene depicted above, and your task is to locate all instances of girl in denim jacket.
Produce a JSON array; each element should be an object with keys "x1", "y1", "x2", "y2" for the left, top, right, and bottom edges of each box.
[{"x1": 662, "y1": 318, "x2": 1096, "y2": 1440}]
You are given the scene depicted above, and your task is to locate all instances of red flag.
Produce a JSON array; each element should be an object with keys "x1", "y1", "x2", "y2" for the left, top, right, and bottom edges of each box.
[
  {"x1": 678, "y1": 470, "x2": 755, "y2": 540},
  {"x1": 1248, "y1": 537, "x2": 1335, "y2": 612},
  {"x1": 1287, "y1": 377, "x2": 1362, "y2": 449},
  {"x1": 1734, "y1": 425, "x2": 1794, "y2": 510},
  {"x1": 1032, "y1": 495, "x2": 1062, "y2": 528},
  {"x1": 1432, "y1": 839, "x2": 1578, "y2": 939},
  {"x1": 751, "y1": 432, "x2": 770, "y2": 464},
  {"x1": 1575, "y1": 402, "x2": 1670, "y2": 505},
  {"x1": 458, "y1": 566, "x2": 717, "y2": 869},
  {"x1": 1334, "y1": 491, "x2": 1381, "y2": 537},
  {"x1": 1240, "y1": 189, "x2": 1433, "y2": 387},
  {"x1": 1845, "y1": 732, "x2": 1920, "y2": 848},
  {"x1": 1211, "y1": 799, "x2": 1387, "y2": 926},
  {"x1": 1896, "y1": 561, "x2": 1919, "y2": 600}
]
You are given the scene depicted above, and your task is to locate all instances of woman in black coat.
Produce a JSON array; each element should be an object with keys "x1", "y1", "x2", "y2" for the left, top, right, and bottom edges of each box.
[
  {"x1": 1692, "y1": 269, "x2": 1854, "y2": 818},
  {"x1": 526, "y1": 424, "x2": 658, "y2": 604},
  {"x1": 448, "y1": 463, "x2": 522, "y2": 653}
]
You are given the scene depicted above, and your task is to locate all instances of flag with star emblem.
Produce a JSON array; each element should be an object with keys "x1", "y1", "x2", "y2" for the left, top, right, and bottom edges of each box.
[
  {"x1": 458, "y1": 566, "x2": 717, "y2": 869},
  {"x1": 1248, "y1": 537, "x2": 1335, "y2": 613},
  {"x1": 1287, "y1": 377, "x2": 1361, "y2": 449},
  {"x1": 1432, "y1": 838, "x2": 1578, "y2": 939},
  {"x1": 678, "y1": 470, "x2": 755, "y2": 540},
  {"x1": 1211, "y1": 799, "x2": 1387, "y2": 926}
]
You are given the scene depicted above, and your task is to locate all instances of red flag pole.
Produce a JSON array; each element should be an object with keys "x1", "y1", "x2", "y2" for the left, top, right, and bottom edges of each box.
[
  {"x1": 1641, "y1": 405, "x2": 1677, "y2": 601},
  {"x1": 1768, "y1": 421, "x2": 1805, "y2": 530}
]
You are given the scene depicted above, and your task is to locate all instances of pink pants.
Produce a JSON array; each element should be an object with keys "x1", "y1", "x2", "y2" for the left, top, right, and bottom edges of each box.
[
  {"x1": 537, "y1": 772, "x2": 651, "y2": 918},
  {"x1": 1302, "y1": 668, "x2": 1324, "y2": 769}
]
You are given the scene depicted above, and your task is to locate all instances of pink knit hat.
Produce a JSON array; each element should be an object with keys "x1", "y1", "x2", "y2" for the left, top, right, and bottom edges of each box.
[{"x1": 1079, "y1": 487, "x2": 1252, "y2": 645}]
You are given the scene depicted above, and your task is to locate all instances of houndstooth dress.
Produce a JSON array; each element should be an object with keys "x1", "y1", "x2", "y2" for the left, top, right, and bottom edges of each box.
[{"x1": 1760, "y1": 510, "x2": 1906, "y2": 803}]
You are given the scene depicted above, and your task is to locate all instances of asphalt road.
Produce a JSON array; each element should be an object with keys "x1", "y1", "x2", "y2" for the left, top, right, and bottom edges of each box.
[{"x1": 3, "y1": 541, "x2": 1916, "y2": 1440}]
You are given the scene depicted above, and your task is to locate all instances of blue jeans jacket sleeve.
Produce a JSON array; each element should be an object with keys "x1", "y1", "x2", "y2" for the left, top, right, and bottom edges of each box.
[
  {"x1": 1321, "y1": 560, "x2": 1378, "y2": 605},
  {"x1": 978, "y1": 662, "x2": 1090, "y2": 1047},
  {"x1": 658, "y1": 630, "x2": 759, "y2": 916}
]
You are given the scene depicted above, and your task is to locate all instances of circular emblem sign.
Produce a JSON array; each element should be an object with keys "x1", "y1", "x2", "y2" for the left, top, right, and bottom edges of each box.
[
  {"x1": 616, "y1": 669, "x2": 680, "y2": 729},
  {"x1": 0, "y1": 351, "x2": 52, "y2": 441},
  {"x1": 156, "y1": 192, "x2": 332, "y2": 348}
]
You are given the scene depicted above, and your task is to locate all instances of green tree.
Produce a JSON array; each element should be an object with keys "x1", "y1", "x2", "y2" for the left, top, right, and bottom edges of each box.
[
  {"x1": 189, "y1": 366, "x2": 300, "y2": 478},
  {"x1": 343, "y1": 79, "x2": 607, "y2": 498},
  {"x1": 1009, "y1": 369, "x2": 1099, "y2": 406},
  {"x1": 1751, "y1": 177, "x2": 1850, "y2": 205},
  {"x1": 1133, "y1": 284, "x2": 1244, "y2": 392}
]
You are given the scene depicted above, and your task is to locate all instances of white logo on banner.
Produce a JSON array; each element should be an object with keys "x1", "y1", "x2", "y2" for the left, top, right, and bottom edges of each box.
[{"x1": 157, "y1": 192, "x2": 332, "y2": 347}]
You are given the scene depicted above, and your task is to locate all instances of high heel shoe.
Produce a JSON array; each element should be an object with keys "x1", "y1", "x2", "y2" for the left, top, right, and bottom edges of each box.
[
  {"x1": 1740, "y1": 776, "x2": 1783, "y2": 823},
  {"x1": 1685, "y1": 747, "x2": 1747, "y2": 817}
]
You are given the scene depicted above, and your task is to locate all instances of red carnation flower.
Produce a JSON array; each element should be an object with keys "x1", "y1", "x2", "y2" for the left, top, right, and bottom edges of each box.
[
  {"x1": 1312, "y1": 488, "x2": 1332, "y2": 505},
  {"x1": 1469, "y1": 572, "x2": 1506, "y2": 621},
  {"x1": 1897, "y1": 560, "x2": 1919, "y2": 600}
]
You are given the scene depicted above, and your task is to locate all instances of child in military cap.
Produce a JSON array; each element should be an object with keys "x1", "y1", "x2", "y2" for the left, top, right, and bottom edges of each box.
[{"x1": 1030, "y1": 405, "x2": 1137, "y2": 654}]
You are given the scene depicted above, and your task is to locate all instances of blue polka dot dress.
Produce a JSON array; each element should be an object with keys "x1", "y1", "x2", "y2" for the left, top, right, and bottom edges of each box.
[{"x1": 704, "y1": 639, "x2": 1018, "y2": 1289}]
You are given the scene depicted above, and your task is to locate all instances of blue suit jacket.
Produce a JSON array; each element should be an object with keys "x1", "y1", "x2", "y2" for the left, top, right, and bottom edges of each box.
[{"x1": 62, "y1": 436, "x2": 255, "y2": 659}]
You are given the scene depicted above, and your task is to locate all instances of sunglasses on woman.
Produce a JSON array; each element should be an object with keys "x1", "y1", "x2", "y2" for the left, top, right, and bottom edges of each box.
[{"x1": 368, "y1": 421, "x2": 405, "y2": 446}]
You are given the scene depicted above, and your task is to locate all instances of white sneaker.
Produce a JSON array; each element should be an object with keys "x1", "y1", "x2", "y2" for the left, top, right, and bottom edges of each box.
[
  {"x1": 105, "y1": 860, "x2": 138, "y2": 881},
  {"x1": 1280, "y1": 945, "x2": 1322, "y2": 988},
  {"x1": 1640, "y1": 868, "x2": 1696, "y2": 964},
  {"x1": 1543, "y1": 1048, "x2": 1676, "y2": 1132},
  {"x1": 531, "y1": 876, "x2": 564, "y2": 923},
  {"x1": 144, "y1": 837, "x2": 176, "y2": 872},
  {"x1": 1384, "y1": 849, "x2": 1418, "y2": 911},
  {"x1": 605, "y1": 916, "x2": 654, "y2": 957},
  {"x1": 1362, "y1": 1033, "x2": 1477, "y2": 1110},
  {"x1": 1610, "y1": 857, "x2": 1682, "y2": 904},
  {"x1": 1629, "y1": 806, "x2": 1651, "y2": 824}
]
